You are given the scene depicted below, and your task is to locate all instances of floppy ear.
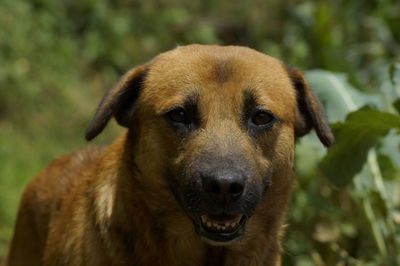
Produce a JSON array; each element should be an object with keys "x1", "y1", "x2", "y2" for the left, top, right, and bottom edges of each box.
[
  {"x1": 286, "y1": 66, "x2": 334, "y2": 147},
  {"x1": 85, "y1": 64, "x2": 149, "y2": 141}
]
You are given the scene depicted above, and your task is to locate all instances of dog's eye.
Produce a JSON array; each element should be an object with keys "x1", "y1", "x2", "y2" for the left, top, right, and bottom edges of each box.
[
  {"x1": 166, "y1": 108, "x2": 188, "y2": 124},
  {"x1": 251, "y1": 111, "x2": 274, "y2": 126}
]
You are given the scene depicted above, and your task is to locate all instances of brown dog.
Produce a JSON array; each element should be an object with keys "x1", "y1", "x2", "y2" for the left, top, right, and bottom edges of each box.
[{"x1": 5, "y1": 45, "x2": 333, "y2": 266}]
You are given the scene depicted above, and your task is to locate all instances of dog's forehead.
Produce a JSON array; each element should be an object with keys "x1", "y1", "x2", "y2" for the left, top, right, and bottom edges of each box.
[
  {"x1": 141, "y1": 45, "x2": 297, "y2": 117},
  {"x1": 152, "y1": 45, "x2": 290, "y2": 81}
]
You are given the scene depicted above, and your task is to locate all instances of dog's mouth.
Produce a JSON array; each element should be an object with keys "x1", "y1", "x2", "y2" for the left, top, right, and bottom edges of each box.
[{"x1": 196, "y1": 214, "x2": 247, "y2": 243}]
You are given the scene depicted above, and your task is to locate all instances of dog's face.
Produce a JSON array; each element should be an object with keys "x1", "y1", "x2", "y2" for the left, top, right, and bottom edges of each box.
[{"x1": 85, "y1": 45, "x2": 333, "y2": 244}]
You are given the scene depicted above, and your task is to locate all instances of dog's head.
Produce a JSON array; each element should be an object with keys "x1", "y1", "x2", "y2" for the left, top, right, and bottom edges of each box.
[{"x1": 86, "y1": 45, "x2": 333, "y2": 245}]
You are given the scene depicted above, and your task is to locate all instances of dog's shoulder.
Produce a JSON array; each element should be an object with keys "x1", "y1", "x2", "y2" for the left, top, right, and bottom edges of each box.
[
  {"x1": 20, "y1": 146, "x2": 105, "y2": 223},
  {"x1": 32, "y1": 146, "x2": 105, "y2": 190}
]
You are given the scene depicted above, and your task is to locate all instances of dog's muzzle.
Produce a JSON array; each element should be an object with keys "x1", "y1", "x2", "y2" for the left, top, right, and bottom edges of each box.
[{"x1": 180, "y1": 168, "x2": 263, "y2": 244}]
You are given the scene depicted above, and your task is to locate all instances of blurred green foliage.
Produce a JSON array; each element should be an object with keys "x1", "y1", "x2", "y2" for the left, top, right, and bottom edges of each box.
[{"x1": 0, "y1": 0, "x2": 399, "y2": 264}]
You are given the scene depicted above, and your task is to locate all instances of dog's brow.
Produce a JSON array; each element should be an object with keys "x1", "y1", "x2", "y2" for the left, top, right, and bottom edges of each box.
[
  {"x1": 155, "y1": 91, "x2": 199, "y2": 115},
  {"x1": 243, "y1": 89, "x2": 284, "y2": 125},
  {"x1": 159, "y1": 92, "x2": 200, "y2": 123},
  {"x1": 243, "y1": 89, "x2": 259, "y2": 112},
  {"x1": 243, "y1": 89, "x2": 275, "y2": 110},
  {"x1": 184, "y1": 92, "x2": 201, "y2": 125},
  {"x1": 183, "y1": 92, "x2": 199, "y2": 109}
]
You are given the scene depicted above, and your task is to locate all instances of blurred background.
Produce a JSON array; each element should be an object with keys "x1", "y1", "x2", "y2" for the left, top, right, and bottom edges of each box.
[{"x1": 0, "y1": 0, "x2": 399, "y2": 265}]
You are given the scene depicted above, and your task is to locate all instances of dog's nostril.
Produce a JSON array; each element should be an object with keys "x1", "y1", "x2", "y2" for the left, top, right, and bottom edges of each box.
[
  {"x1": 230, "y1": 182, "x2": 244, "y2": 197},
  {"x1": 202, "y1": 173, "x2": 245, "y2": 201},
  {"x1": 203, "y1": 178, "x2": 221, "y2": 195},
  {"x1": 209, "y1": 180, "x2": 221, "y2": 195}
]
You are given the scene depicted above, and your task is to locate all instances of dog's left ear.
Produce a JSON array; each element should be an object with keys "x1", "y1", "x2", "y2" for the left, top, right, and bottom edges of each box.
[
  {"x1": 85, "y1": 64, "x2": 149, "y2": 141},
  {"x1": 286, "y1": 66, "x2": 334, "y2": 147}
]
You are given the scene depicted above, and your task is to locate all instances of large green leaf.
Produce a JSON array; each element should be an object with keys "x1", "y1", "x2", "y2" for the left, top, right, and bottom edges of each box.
[
  {"x1": 389, "y1": 63, "x2": 400, "y2": 87},
  {"x1": 296, "y1": 70, "x2": 385, "y2": 176},
  {"x1": 394, "y1": 99, "x2": 400, "y2": 114},
  {"x1": 320, "y1": 108, "x2": 400, "y2": 187},
  {"x1": 378, "y1": 64, "x2": 400, "y2": 114},
  {"x1": 378, "y1": 131, "x2": 400, "y2": 172},
  {"x1": 305, "y1": 70, "x2": 383, "y2": 123}
]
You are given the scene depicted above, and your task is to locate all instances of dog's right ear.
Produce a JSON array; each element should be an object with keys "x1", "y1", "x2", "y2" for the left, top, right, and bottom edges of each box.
[{"x1": 85, "y1": 64, "x2": 149, "y2": 141}]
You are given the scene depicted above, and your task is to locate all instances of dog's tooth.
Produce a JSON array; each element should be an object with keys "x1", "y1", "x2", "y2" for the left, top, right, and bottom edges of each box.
[{"x1": 202, "y1": 216, "x2": 244, "y2": 231}]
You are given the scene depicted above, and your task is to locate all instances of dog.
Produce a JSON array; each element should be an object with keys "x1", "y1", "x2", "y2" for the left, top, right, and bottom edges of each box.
[{"x1": 5, "y1": 44, "x2": 333, "y2": 266}]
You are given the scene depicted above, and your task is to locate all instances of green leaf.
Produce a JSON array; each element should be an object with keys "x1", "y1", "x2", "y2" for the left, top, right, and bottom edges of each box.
[
  {"x1": 389, "y1": 63, "x2": 400, "y2": 86},
  {"x1": 377, "y1": 154, "x2": 398, "y2": 180},
  {"x1": 377, "y1": 64, "x2": 400, "y2": 113},
  {"x1": 394, "y1": 99, "x2": 400, "y2": 114},
  {"x1": 320, "y1": 108, "x2": 400, "y2": 187},
  {"x1": 378, "y1": 131, "x2": 400, "y2": 170},
  {"x1": 305, "y1": 70, "x2": 383, "y2": 123}
]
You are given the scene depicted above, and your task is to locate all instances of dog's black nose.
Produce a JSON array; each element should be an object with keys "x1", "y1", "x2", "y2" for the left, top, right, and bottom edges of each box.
[{"x1": 202, "y1": 171, "x2": 245, "y2": 203}]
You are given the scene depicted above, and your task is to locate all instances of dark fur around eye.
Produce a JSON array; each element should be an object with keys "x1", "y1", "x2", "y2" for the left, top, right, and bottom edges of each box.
[
  {"x1": 243, "y1": 90, "x2": 279, "y2": 132},
  {"x1": 166, "y1": 108, "x2": 189, "y2": 124},
  {"x1": 163, "y1": 93, "x2": 200, "y2": 132},
  {"x1": 251, "y1": 110, "x2": 275, "y2": 126}
]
